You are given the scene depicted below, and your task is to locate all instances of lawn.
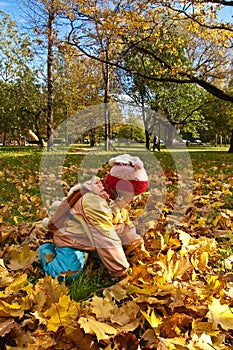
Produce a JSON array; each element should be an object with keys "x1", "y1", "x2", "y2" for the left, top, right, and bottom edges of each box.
[
  {"x1": 0, "y1": 144, "x2": 231, "y2": 224},
  {"x1": 0, "y1": 144, "x2": 232, "y2": 349}
]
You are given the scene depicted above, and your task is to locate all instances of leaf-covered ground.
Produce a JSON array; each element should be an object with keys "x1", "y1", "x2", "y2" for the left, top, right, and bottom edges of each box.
[{"x1": 0, "y1": 146, "x2": 233, "y2": 349}]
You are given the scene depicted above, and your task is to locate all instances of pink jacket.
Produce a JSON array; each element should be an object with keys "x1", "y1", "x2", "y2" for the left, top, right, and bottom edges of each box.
[{"x1": 51, "y1": 177, "x2": 144, "y2": 279}]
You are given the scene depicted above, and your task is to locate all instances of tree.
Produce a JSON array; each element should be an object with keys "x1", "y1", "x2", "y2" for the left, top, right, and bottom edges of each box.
[
  {"x1": 0, "y1": 11, "x2": 34, "y2": 83},
  {"x1": 200, "y1": 90, "x2": 233, "y2": 147},
  {"x1": 64, "y1": 1, "x2": 232, "y2": 100},
  {"x1": 150, "y1": 83, "x2": 211, "y2": 136},
  {"x1": 51, "y1": 48, "x2": 105, "y2": 145},
  {"x1": 118, "y1": 74, "x2": 152, "y2": 149},
  {"x1": 119, "y1": 44, "x2": 210, "y2": 148},
  {"x1": 19, "y1": 0, "x2": 68, "y2": 150},
  {"x1": 15, "y1": 72, "x2": 47, "y2": 146},
  {"x1": 0, "y1": 11, "x2": 35, "y2": 145},
  {"x1": 65, "y1": 0, "x2": 121, "y2": 150},
  {"x1": 64, "y1": 0, "x2": 232, "y2": 149}
]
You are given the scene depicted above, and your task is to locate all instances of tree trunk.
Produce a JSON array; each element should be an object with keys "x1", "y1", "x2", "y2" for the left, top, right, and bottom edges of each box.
[
  {"x1": 103, "y1": 43, "x2": 110, "y2": 152},
  {"x1": 35, "y1": 112, "x2": 44, "y2": 147},
  {"x1": 140, "y1": 91, "x2": 150, "y2": 150},
  {"x1": 145, "y1": 130, "x2": 150, "y2": 150},
  {"x1": 228, "y1": 130, "x2": 233, "y2": 153},
  {"x1": 90, "y1": 128, "x2": 95, "y2": 147},
  {"x1": 104, "y1": 100, "x2": 110, "y2": 151},
  {"x1": 47, "y1": 7, "x2": 55, "y2": 151},
  {"x1": 3, "y1": 130, "x2": 7, "y2": 146}
]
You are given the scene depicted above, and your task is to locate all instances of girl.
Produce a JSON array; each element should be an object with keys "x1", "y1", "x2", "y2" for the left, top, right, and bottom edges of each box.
[{"x1": 39, "y1": 154, "x2": 149, "y2": 280}]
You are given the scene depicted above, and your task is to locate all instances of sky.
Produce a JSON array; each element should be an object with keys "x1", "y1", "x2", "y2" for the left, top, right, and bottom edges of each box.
[
  {"x1": 0, "y1": 1, "x2": 26, "y2": 31},
  {"x1": 0, "y1": 0, "x2": 233, "y2": 25}
]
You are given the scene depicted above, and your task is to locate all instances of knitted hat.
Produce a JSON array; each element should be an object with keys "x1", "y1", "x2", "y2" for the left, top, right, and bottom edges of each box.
[{"x1": 106, "y1": 154, "x2": 148, "y2": 194}]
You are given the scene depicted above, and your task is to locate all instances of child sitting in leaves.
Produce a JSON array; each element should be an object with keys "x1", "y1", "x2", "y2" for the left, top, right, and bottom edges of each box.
[{"x1": 39, "y1": 154, "x2": 149, "y2": 281}]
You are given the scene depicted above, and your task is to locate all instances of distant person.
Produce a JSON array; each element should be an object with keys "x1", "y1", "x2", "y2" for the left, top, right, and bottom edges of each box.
[
  {"x1": 152, "y1": 135, "x2": 160, "y2": 152},
  {"x1": 39, "y1": 154, "x2": 149, "y2": 281}
]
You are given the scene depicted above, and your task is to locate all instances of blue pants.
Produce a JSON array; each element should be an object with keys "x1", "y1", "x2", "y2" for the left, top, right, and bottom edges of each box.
[{"x1": 38, "y1": 243, "x2": 86, "y2": 279}]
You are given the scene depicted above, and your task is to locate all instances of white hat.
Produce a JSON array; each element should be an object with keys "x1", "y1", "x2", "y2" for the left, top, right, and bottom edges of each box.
[{"x1": 106, "y1": 154, "x2": 148, "y2": 194}]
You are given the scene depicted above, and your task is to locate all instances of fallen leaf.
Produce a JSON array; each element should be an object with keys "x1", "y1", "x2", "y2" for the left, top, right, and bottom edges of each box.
[
  {"x1": 0, "y1": 300, "x2": 24, "y2": 318},
  {"x1": 78, "y1": 316, "x2": 118, "y2": 341},
  {"x1": 140, "y1": 306, "x2": 162, "y2": 331},
  {"x1": 91, "y1": 295, "x2": 115, "y2": 321},
  {"x1": 8, "y1": 245, "x2": 38, "y2": 271},
  {"x1": 28, "y1": 334, "x2": 56, "y2": 349},
  {"x1": 192, "y1": 319, "x2": 221, "y2": 337},
  {"x1": 103, "y1": 279, "x2": 128, "y2": 301},
  {"x1": 206, "y1": 298, "x2": 233, "y2": 330},
  {"x1": 110, "y1": 300, "x2": 141, "y2": 331},
  {"x1": 114, "y1": 333, "x2": 139, "y2": 350},
  {"x1": 67, "y1": 325, "x2": 99, "y2": 350},
  {"x1": 5, "y1": 273, "x2": 28, "y2": 296},
  {"x1": 0, "y1": 318, "x2": 15, "y2": 337},
  {"x1": 159, "y1": 313, "x2": 193, "y2": 338},
  {"x1": 43, "y1": 294, "x2": 80, "y2": 334}
]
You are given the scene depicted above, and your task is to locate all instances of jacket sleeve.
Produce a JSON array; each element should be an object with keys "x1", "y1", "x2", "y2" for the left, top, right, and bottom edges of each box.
[
  {"x1": 81, "y1": 192, "x2": 129, "y2": 278},
  {"x1": 117, "y1": 208, "x2": 144, "y2": 248}
]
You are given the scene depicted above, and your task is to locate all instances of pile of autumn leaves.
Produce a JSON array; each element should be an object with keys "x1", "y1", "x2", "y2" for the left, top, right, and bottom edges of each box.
[{"x1": 0, "y1": 168, "x2": 233, "y2": 349}]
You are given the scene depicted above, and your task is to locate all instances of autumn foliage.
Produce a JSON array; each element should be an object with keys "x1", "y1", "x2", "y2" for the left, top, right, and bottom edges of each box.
[{"x1": 0, "y1": 149, "x2": 233, "y2": 349}]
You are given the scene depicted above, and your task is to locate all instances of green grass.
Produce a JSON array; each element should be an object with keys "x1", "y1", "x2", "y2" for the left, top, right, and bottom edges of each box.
[
  {"x1": 67, "y1": 266, "x2": 115, "y2": 301},
  {"x1": 0, "y1": 144, "x2": 232, "y2": 224}
]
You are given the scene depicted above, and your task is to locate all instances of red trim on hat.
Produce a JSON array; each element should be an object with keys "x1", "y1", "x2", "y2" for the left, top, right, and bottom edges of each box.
[{"x1": 106, "y1": 174, "x2": 148, "y2": 194}]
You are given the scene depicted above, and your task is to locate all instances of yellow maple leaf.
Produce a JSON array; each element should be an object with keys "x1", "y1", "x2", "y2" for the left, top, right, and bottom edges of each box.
[
  {"x1": 178, "y1": 230, "x2": 191, "y2": 247},
  {"x1": 213, "y1": 211, "x2": 232, "y2": 229},
  {"x1": 103, "y1": 279, "x2": 128, "y2": 301},
  {"x1": 91, "y1": 295, "x2": 115, "y2": 321},
  {"x1": 5, "y1": 274, "x2": 28, "y2": 296},
  {"x1": 197, "y1": 217, "x2": 207, "y2": 226},
  {"x1": 222, "y1": 187, "x2": 232, "y2": 195},
  {"x1": 154, "y1": 249, "x2": 192, "y2": 283},
  {"x1": 78, "y1": 316, "x2": 117, "y2": 341},
  {"x1": 140, "y1": 307, "x2": 162, "y2": 331},
  {"x1": 189, "y1": 333, "x2": 215, "y2": 350},
  {"x1": 206, "y1": 298, "x2": 233, "y2": 330},
  {"x1": 126, "y1": 284, "x2": 159, "y2": 296},
  {"x1": 192, "y1": 319, "x2": 221, "y2": 337},
  {"x1": 33, "y1": 275, "x2": 68, "y2": 310},
  {"x1": 0, "y1": 300, "x2": 24, "y2": 318},
  {"x1": 110, "y1": 300, "x2": 141, "y2": 332},
  {"x1": 27, "y1": 334, "x2": 56, "y2": 349},
  {"x1": 31, "y1": 310, "x2": 47, "y2": 326},
  {"x1": 0, "y1": 259, "x2": 13, "y2": 287},
  {"x1": 211, "y1": 201, "x2": 225, "y2": 208},
  {"x1": 43, "y1": 294, "x2": 80, "y2": 334},
  {"x1": 8, "y1": 245, "x2": 38, "y2": 271}
]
